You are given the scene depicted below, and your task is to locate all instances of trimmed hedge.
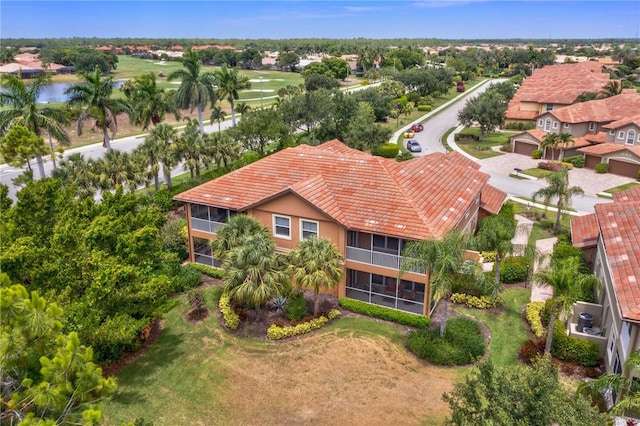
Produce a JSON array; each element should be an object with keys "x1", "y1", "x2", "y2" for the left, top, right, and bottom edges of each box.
[
  {"x1": 219, "y1": 293, "x2": 240, "y2": 330},
  {"x1": 551, "y1": 322, "x2": 600, "y2": 367},
  {"x1": 189, "y1": 263, "x2": 225, "y2": 279},
  {"x1": 406, "y1": 316, "x2": 485, "y2": 365},
  {"x1": 451, "y1": 293, "x2": 503, "y2": 309},
  {"x1": 565, "y1": 155, "x2": 585, "y2": 168},
  {"x1": 531, "y1": 149, "x2": 543, "y2": 159},
  {"x1": 499, "y1": 256, "x2": 532, "y2": 283},
  {"x1": 266, "y1": 309, "x2": 341, "y2": 340},
  {"x1": 417, "y1": 104, "x2": 432, "y2": 112},
  {"x1": 595, "y1": 163, "x2": 609, "y2": 173},
  {"x1": 526, "y1": 302, "x2": 545, "y2": 338},
  {"x1": 338, "y1": 298, "x2": 430, "y2": 328},
  {"x1": 374, "y1": 143, "x2": 400, "y2": 158}
]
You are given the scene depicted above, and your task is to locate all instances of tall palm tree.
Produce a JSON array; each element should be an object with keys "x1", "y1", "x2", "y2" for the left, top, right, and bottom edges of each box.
[
  {"x1": 288, "y1": 236, "x2": 344, "y2": 316},
  {"x1": 123, "y1": 72, "x2": 180, "y2": 130},
  {"x1": 223, "y1": 231, "x2": 288, "y2": 321},
  {"x1": 532, "y1": 167, "x2": 584, "y2": 231},
  {"x1": 534, "y1": 257, "x2": 601, "y2": 354},
  {"x1": 0, "y1": 72, "x2": 70, "y2": 173},
  {"x1": 93, "y1": 149, "x2": 144, "y2": 193},
  {"x1": 65, "y1": 67, "x2": 133, "y2": 151},
  {"x1": 145, "y1": 123, "x2": 179, "y2": 190},
  {"x1": 598, "y1": 80, "x2": 623, "y2": 99},
  {"x1": 215, "y1": 64, "x2": 251, "y2": 127},
  {"x1": 209, "y1": 105, "x2": 226, "y2": 132},
  {"x1": 211, "y1": 215, "x2": 269, "y2": 261},
  {"x1": 167, "y1": 49, "x2": 217, "y2": 135},
  {"x1": 235, "y1": 102, "x2": 251, "y2": 116},
  {"x1": 136, "y1": 134, "x2": 164, "y2": 190},
  {"x1": 540, "y1": 132, "x2": 573, "y2": 162},
  {"x1": 471, "y1": 214, "x2": 517, "y2": 284},
  {"x1": 402, "y1": 228, "x2": 469, "y2": 337}
]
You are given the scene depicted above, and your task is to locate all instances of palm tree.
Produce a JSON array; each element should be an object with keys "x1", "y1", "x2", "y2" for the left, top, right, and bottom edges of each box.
[
  {"x1": 215, "y1": 64, "x2": 251, "y2": 127},
  {"x1": 0, "y1": 72, "x2": 70, "y2": 173},
  {"x1": 209, "y1": 105, "x2": 226, "y2": 132},
  {"x1": 598, "y1": 80, "x2": 623, "y2": 99},
  {"x1": 235, "y1": 102, "x2": 251, "y2": 116},
  {"x1": 211, "y1": 215, "x2": 269, "y2": 261},
  {"x1": 65, "y1": 67, "x2": 133, "y2": 151},
  {"x1": 123, "y1": 72, "x2": 180, "y2": 130},
  {"x1": 175, "y1": 119, "x2": 211, "y2": 178},
  {"x1": 167, "y1": 49, "x2": 217, "y2": 135},
  {"x1": 136, "y1": 133, "x2": 164, "y2": 190},
  {"x1": 579, "y1": 350, "x2": 640, "y2": 416},
  {"x1": 402, "y1": 228, "x2": 470, "y2": 337},
  {"x1": 206, "y1": 132, "x2": 242, "y2": 169},
  {"x1": 223, "y1": 231, "x2": 288, "y2": 321},
  {"x1": 471, "y1": 214, "x2": 517, "y2": 283},
  {"x1": 532, "y1": 167, "x2": 584, "y2": 231},
  {"x1": 51, "y1": 153, "x2": 97, "y2": 198},
  {"x1": 540, "y1": 132, "x2": 573, "y2": 162},
  {"x1": 287, "y1": 237, "x2": 344, "y2": 316},
  {"x1": 93, "y1": 149, "x2": 144, "y2": 193},
  {"x1": 534, "y1": 257, "x2": 601, "y2": 354},
  {"x1": 145, "y1": 124, "x2": 179, "y2": 190}
]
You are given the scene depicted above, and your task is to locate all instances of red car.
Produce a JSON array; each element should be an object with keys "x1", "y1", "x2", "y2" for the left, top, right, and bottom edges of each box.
[{"x1": 410, "y1": 123, "x2": 424, "y2": 132}]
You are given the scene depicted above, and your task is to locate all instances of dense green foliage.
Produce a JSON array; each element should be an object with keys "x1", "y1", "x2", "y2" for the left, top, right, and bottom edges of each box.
[
  {"x1": 338, "y1": 298, "x2": 431, "y2": 328},
  {"x1": 443, "y1": 357, "x2": 606, "y2": 425},
  {"x1": 551, "y1": 323, "x2": 600, "y2": 367},
  {"x1": 285, "y1": 291, "x2": 308, "y2": 321},
  {"x1": 498, "y1": 256, "x2": 532, "y2": 283},
  {"x1": 1, "y1": 277, "x2": 118, "y2": 424},
  {"x1": 267, "y1": 311, "x2": 341, "y2": 340},
  {"x1": 406, "y1": 316, "x2": 485, "y2": 365},
  {"x1": 0, "y1": 179, "x2": 195, "y2": 361}
]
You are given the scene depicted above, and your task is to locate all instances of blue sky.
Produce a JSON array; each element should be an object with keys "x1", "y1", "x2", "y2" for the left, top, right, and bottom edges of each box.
[{"x1": 2, "y1": 1, "x2": 639, "y2": 40}]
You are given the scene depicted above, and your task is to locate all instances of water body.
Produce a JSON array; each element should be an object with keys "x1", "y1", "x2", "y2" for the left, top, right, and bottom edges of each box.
[{"x1": 5, "y1": 81, "x2": 125, "y2": 103}]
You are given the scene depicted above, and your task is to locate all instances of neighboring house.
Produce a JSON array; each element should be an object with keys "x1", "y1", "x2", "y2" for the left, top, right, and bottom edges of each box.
[
  {"x1": 571, "y1": 186, "x2": 640, "y2": 377},
  {"x1": 505, "y1": 61, "x2": 613, "y2": 125},
  {"x1": 174, "y1": 140, "x2": 506, "y2": 317},
  {"x1": 0, "y1": 53, "x2": 73, "y2": 77},
  {"x1": 509, "y1": 91, "x2": 640, "y2": 177}
]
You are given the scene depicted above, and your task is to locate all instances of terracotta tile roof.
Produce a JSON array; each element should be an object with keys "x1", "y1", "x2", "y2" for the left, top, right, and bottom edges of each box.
[
  {"x1": 614, "y1": 186, "x2": 640, "y2": 203},
  {"x1": 563, "y1": 135, "x2": 595, "y2": 149},
  {"x1": 584, "y1": 132, "x2": 608, "y2": 143},
  {"x1": 175, "y1": 140, "x2": 491, "y2": 240},
  {"x1": 480, "y1": 185, "x2": 507, "y2": 214},
  {"x1": 594, "y1": 202, "x2": 640, "y2": 321},
  {"x1": 570, "y1": 213, "x2": 599, "y2": 248},
  {"x1": 578, "y1": 142, "x2": 627, "y2": 155},
  {"x1": 506, "y1": 62, "x2": 613, "y2": 120},
  {"x1": 604, "y1": 114, "x2": 640, "y2": 130},
  {"x1": 550, "y1": 93, "x2": 640, "y2": 124}
]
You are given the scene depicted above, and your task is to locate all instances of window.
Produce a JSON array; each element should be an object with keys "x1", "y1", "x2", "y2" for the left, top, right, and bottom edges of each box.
[
  {"x1": 589, "y1": 122, "x2": 596, "y2": 131},
  {"x1": 609, "y1": 130, "x2": 615, "y2": 135},
  {"x1": 627, "y1": 130, "x2": 636, "y2": 145},
  {"x1": 621, "y1": 322, "x2": 632, "y2": 355},
  {"x1": 544, "y1": 119, "x2": 551, "y2": 131},
  {"x1": 372, "y1": 234, "x2": 400, "y2": 254},
  {"x1": 552, "y1": 121, "x2": 558, "y2": 129},
  {"x1": 563, "y1": 123, "x2": 569, "y2": 129},
  {"x1": 618, "y1": 131, "x2": 625, "y2": 139},
  {"x1": 609, "y1": 331, "x2": 616, "y2": 356},
  {"x1": 546, "y1": 104, "x2": 553, "y2": 111},
  {"x1": 273, "y1": 215, "x2": 291, "y2": 239},
  {"x1": 538, "y1": 119, "x2": 543, "y2": 127},
  {"x1": 300, "y1": 219, "x2": 318, "y2": 240}
]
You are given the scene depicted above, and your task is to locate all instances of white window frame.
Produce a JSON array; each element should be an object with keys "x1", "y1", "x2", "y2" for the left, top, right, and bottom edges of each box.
[
  {"x1": 621, "y1": 322, "x2": 631, "y2": 356},
  {"x1": 300, "y1": 219, "x2": 319, "y2": 240},
  {"x1": 609, "y1": 330, "x2": 617, "y2": 358},
  {"x1": 552, "y1": 121, "x2": 559, "y2": 129},
  {"x1": 589, "y1": 122, "x2": 596, "y2": 131},
  {"x1": 563, "y1": 123, "x2": 569, "y2": 129},
  {"x1": 627, "y1": 130, "x2": 636, "y2": 145},
  {"x1": 538, "y1": 119, "x2": 544, "y2": 127},
  {"x1": 273, "y1": 215, "x2": 291, "y2": 240},
  {"x1": 618, "y1": 131, "x2": 625, "y2": 140},
  {"x1": 544, "y1": 119, "x2": 551, "y2": 131},
  {"x1": 609, "y1": 130, "x2": 615, "y2": 135}
]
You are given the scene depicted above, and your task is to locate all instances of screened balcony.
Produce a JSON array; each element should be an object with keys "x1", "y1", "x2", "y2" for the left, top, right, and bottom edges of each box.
[
  {"x1": 190, "y1": 204, "x2": 236, "y2": 234},
  {"x1": 345, "y1": 230, "x2": 424, "y2": 274}
]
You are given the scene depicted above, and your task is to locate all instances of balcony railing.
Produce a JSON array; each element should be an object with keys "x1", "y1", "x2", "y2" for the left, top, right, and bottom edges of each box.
[
  {"x1": 191, "y1": 218, "x2": 226, "y2": 234},
  {"x1": 346, "y1": 246, "x2": 424, "y2": 274}
]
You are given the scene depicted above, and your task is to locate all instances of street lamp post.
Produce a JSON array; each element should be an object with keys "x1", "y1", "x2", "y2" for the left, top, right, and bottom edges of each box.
[{"x1": 259, "y1": 76, "x2": 264, "y2": 108}]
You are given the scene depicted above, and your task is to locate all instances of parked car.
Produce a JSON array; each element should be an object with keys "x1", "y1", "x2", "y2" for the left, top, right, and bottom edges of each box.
[
  {"x1": 406, "y1": 140, "x2": 422, "y2": 153},
  {"x1": 403, "y1": 130, "x2": 415, "y2": 138},
  {"x1": 411, "y1": 123, "x2": 424, "y2": 132}
]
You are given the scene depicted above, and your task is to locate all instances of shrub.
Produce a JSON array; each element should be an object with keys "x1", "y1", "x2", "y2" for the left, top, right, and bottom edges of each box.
[
  {"x1": 519, "y1": 338, "x2": 545, "y2": 364},
  {"x1": 189, "y1": 263, "x2": 225, "y2": 279},
  {"x1": 526, "y1": 302, "x2": 545, "y2": 338},
  {"x1": 565, "y1": 155, "x2": 585, "y2": 168},
  {"x1": 538, "y1": 161, "x2": 565, "y2": 171},
  {"x1": 90, "y1": 314, "x2": 148, "y2": 361},
  {"x1": 360, "y1": 80, "x2": 370, "y2": 86},
  {"x1": 219, "y1": 293, "x2": 240, "y2": 330},
  {"x1": 481, "y1": 251, "x2": 497, "y2": 263},
  {"x1": 551, "y1": 323, "x2": 600, "y2": 367},
  {"x1": 160, "y1": 219, "x2": 189, "y2": 261},
  {"x1": 327, "y1": 309, "x2": 341, "y2": 320},
  {"x1": 595, "y1": 163, "x2": 609, "y2": 173},
  {"x1": 285, "y1": 291, "x2": 308, "y2": 321},
  {"x1": 396, "y1": 151, "x2": 414, "y2": 162},
  {"x1": 267, "y1": 315, "x2": 331, "y2": 340},
  {"x1": 338, "y1": 298, "x2": 430, "y2": 328},
  {"x1": 187, "y1": 289, "x2": 207, "y2": 314},
  {"x1": 450, "y1": 293, "x2": 503, "y2": 309},
  {"x1": 172, "y1": 264, "x2": 203, "y2": 293},
  {"x1": 374, "y1": 143, "x2": 400, "y2": 158},
  {"x1": 417, "y1": 104, "x2": 432, "y2": 112},
  {"x1": 531, "y1": 149, "x2": 543, "y2": 159},
  {"x1": 499, "y1": 256, "x2": 532, "y2": 283},
  {"x1": 406, "y1": 316, "x2": 485, "y2": 365},
  {"x1": 551, "y1": 242, "x2": 589, "y2": 274}
]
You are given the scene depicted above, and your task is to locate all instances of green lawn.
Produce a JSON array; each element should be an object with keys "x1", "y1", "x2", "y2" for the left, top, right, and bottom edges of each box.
[
  {"x1": 603, "y1": 181, "x2": 640, "y2": 194},
  {"x1": 453, "y1": 287, "x2": 531, "y2": 368},
  {"x1": 454, "y1": 128, "x2": 509, "y2": 159},
  {"x1": 520, "y1": 167, "x2": 553, "y2": 179}
]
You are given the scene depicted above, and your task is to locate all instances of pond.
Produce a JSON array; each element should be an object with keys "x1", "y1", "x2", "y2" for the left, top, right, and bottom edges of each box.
[{"x1": 2, "y1": 81, "x2": 125, "y2": 103}]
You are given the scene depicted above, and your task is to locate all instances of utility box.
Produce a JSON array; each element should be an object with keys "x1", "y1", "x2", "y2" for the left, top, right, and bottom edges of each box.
[{"x1": 577, "y1": 312, "x2": 594, "y2": 332}]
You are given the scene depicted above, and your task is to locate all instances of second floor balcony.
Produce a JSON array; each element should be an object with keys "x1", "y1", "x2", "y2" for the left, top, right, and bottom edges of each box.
[
  {"x1": 346, "y1": 231, "x2": 424, "y2": 274},
  {"x1": 190, "y1": 203, "x2": 236, "y2": 235}
]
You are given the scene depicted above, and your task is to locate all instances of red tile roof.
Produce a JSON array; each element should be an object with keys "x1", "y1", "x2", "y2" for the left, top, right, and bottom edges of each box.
[
  {"x1": 584, "y1": 132, "x2": 608, "y2": 144},
  {"x1": 570, "y1": 213, "x2": 599, "y2": 248},
  {"x1": 578, "y1": 142, "x2": 627, "y2": 155},
  {"x1": 613, "y1": 185, "x2": 640, "y2": 203},
  {"x1": 604, "y1": 114, "x2": 640, "y2": 130},
  {"x1": 480, "y1": 185, "x2": 507, "y2": 214},
  {"x1": 594, "y1": 201, "x2": 640, "y2": 321},
  {"x1": 175, "y1": 140, "x2": 495, "y2": 240},
  {"x1": 550, "y1": 93, "x2": 640, "y2": 124},
  {"x1": 506, "y1": 61, "x2": 613, "y2": 120}
]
